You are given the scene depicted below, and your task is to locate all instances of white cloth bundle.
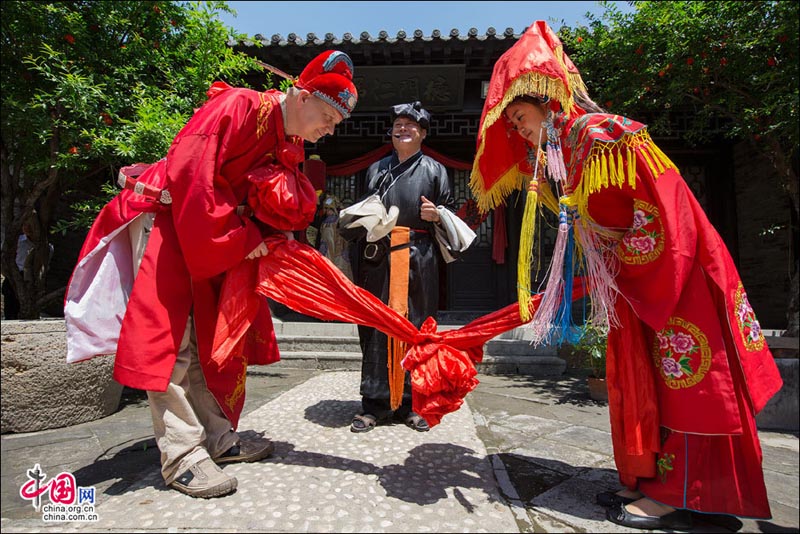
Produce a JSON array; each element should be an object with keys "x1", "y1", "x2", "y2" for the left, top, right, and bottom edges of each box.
[
  {"x1": 338, "y1": 195, "x2": 399, "y2": 242},
  {"x1": 433, "y1": 206, "x2": 477, "y2": 263}
]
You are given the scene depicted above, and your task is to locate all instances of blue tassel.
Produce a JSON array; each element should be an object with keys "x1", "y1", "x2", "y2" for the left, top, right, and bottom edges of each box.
[{"x1": 551, "y1": 209, "x2": 582, "y2": 346}]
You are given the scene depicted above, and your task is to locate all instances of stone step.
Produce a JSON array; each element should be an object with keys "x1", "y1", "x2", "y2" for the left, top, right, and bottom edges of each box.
[
  {"x1": 483, "y1": 338, "x2": 557, "y2": 357},
  {"x1": 477, "y1": 354, "x2": 566, "y2": 376},
  {"x1": 276, "y1": 335, "x2": 361, "y2": 353},
  {"x1": 270, "y1": 321, "x2": 567, "y2": 376},
  {"x1": 250, "y1": 351, "x2": 566, "y2": 377},
  {"x1": 253, "y1": 351, "x2": 363, "y2": 371},
  {"x1": 272, "y1": 320, "x2": 358, "y2": 337}
]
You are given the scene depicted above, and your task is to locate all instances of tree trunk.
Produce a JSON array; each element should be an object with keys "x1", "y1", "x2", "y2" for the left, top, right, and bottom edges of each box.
[{"x1": 1, "y1": 116, "x2": 62, "y2": 319}]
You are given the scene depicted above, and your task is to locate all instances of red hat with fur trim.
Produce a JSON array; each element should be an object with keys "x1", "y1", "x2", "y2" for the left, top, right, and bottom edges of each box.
[{"x1": 296, "y1": 51, "x2": 358, "y2": 119}]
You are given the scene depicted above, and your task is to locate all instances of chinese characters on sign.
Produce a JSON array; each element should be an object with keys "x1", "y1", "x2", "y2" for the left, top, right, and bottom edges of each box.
[{"x1": 353, "y1": 65, "x2": 465, "y2": 111}]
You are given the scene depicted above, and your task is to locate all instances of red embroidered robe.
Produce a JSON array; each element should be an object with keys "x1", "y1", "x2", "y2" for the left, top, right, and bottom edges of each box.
[
  {"x1": 559, "y1": 113, "x2": 782, "y2": 517},
  {"x1": 65, "y1": 84, "x2": 316, "y2": 427}
]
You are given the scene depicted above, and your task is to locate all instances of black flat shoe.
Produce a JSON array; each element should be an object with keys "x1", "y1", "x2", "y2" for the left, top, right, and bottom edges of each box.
[
  {"x1": 596, "y1": 490, "x2": 637, "y2": 507},
  {"x1": 695, "y1": 513, "x2": 743, "y2": 532},
  {"x1": 606, "y1": 502, "x2": 693, "y2": 531}
]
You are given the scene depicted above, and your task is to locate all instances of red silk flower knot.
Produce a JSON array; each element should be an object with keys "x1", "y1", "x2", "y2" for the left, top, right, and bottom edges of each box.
[{"x1": 276, "y1": 142, "x2": 305, "y2": 169}]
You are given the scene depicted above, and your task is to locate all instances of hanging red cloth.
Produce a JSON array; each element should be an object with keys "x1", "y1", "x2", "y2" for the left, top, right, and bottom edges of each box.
[
  {"x1": 326, "y1": 144, "x2": 473, "y2": 176},
  {"x1": 212, "y1": 236, "x2": 585, "y2": 427}
]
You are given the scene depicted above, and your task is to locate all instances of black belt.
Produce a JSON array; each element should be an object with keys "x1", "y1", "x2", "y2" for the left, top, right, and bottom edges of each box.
[{"x1": 363, "y1": 229, "x2": 430, "y2": 260}]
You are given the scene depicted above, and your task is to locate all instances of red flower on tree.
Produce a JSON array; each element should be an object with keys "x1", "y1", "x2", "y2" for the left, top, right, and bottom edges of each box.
[
  {"x1": 68, "y1": 146, "x2": 78, "y2": 154},
  {"x1": 686, "y1": 57, "x2": 694, "y2": 66},
  {"x1": 767, "y1": 57, "x2": 777, "y2": 67},
  {"x1": 720, "y1": 57, "x2": 728, "y2": 66},
  {"x1": 64, "y1": 34, "x2": 75, "y2": 44}
]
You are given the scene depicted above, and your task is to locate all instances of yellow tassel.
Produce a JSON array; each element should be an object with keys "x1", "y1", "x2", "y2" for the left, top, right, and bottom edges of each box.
[
  {"x1": 616, "y1": 151, "x2": 624, "y2": 187},
  {"x1": 601, "y1": 152, "x2": 609, "y2": 189},
  {"x1": 651, "y1": 143, "x2": 676, "y2": 173},
  {"x1": 627, "y1": 147, "x2": 636, "y2": 187},
  {"x1": 648, "y1": 146, "x2": 666, "y2": 174},
  {"x1": 517, "y1": 187, "x2": 538, "y2": 322},
  {"x1": 639, "y1": 145, "x2": 658, "y2": 177}
]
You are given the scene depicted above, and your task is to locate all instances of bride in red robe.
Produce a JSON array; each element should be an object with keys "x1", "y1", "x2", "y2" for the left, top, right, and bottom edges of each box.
[{"x1": 468, "y1": 19, "x2": 782, "y2": 531}]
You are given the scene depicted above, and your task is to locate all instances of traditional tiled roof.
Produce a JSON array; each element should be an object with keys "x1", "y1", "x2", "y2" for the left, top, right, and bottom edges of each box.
[
  {"x1": 235, "y1": 26, "x2": 522, "y2": 47},
  {"x1": 232, "y1": 27, "x2": 523, "y2": 74}
]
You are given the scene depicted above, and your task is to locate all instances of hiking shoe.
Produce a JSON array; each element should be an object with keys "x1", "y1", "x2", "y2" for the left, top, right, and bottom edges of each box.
[
  {"x1": 169, "y1": 457, "x2": 237, "y2": 498},
  {"x1": 215, "y1": 436, "x2": 275, "y2": 465}
]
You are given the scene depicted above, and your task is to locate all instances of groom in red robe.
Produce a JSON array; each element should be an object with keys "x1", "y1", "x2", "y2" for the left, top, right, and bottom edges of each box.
[{"x1": 65, "y1": 51, "x2": 358, "y2": 498}]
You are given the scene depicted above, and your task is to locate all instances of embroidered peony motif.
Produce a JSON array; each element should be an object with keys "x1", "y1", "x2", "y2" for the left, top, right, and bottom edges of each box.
[
  {"x1": 653, "y1": 317, "x2": 712, "y2": 389},
  {"x1": 661, "y1": 356, "x2": 684, "y2": 378},
  {"x1": 619, "y1": 200, "x2": 664, "y2": 265},
  {"x1": 734, "y1": 282, "x2": 765, "y2": 351},
  {"x1": 632, "y1": 209, "x2": 649, "y2": 230},
  {"x1": 669, "y1": 332, "x2": 695, "y2": 353}
]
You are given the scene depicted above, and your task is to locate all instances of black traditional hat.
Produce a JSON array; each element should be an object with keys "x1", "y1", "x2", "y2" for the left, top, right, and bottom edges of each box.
[{"x1": 390, "y1": 101, "x2": 431, "y2": 130}]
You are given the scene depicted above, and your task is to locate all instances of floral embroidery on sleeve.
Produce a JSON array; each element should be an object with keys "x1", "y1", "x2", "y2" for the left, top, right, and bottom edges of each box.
[
  {"x1": 619, "y1": 199, "x2": 664, "y2": 265},
  {"x1": 734, "y1": 282, "x2": 765, "y2": 351}
]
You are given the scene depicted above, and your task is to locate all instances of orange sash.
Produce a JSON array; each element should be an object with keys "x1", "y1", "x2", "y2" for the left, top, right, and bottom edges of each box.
[{"x1": 387, "y1": 226, "x2": 410, "y2": 409}]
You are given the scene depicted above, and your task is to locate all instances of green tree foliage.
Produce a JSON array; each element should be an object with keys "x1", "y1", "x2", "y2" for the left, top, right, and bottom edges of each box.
[
  {"x1": 1, "y1": 0, "x2": 270, "y2": 318},
  {"x1": 560, "y1": 0, "x2": 799, "y2": 335}
]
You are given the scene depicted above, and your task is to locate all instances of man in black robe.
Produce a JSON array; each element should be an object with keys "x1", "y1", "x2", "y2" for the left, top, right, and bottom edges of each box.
[{"x1": 340, "y1": 101, "x2": 457, "y2": 433}]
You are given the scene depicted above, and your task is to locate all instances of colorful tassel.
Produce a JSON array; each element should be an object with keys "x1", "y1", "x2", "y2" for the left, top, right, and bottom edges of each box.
[
  {"x1": 518, "y1": 143, "x2": 543, "y2": 322},
  {"x1": 527, "y1": 203, "x2": 569, "y2": 345}
]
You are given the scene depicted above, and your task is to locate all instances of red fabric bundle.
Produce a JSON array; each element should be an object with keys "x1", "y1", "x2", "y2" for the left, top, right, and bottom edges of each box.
[
  {"x1": 246, "y1": 164, "x2": 317, "y2": 231},
  {"x1": 213, "y1": 237, "x2": 586, "y2": 427}
]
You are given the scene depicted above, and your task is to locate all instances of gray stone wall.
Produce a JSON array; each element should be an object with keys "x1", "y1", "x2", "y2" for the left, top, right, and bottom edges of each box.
[{"x1": 1, "y1": 319, "x2": 122, "y2": 433}]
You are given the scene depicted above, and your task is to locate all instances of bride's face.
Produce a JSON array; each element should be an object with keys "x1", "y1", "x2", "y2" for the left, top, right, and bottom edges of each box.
[{"x1": 504, "y1": 100, "x2": 548, "y2": 145}]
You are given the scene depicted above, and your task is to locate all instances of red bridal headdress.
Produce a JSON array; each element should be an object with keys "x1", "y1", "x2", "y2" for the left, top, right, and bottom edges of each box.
[{"x1": 468, "y1": 20, "x2": 587, "y2": 212}]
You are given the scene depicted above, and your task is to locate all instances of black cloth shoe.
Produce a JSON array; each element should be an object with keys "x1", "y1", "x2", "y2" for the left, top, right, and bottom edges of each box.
[
  {"x1": 596, "y1": 490, "x2": 637, "y2": 507},
  {"x1": 606, "y1": 502, "x2": 693, "y2": 531}
]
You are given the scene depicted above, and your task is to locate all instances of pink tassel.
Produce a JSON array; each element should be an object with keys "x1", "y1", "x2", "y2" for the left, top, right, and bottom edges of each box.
[
  {"x1": 573, "y1": 219, "x2": 620, "y2": 331},
  {"x1": 546, "y1": 142, "x2": 568, "y2": 183},
  {"x1": 527, "y1": 211, "x2": 569, "y2": 345}
]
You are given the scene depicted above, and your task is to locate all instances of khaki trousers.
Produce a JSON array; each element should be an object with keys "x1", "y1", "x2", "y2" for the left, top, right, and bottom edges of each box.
[{"x1": 147, "y1": 318, "x2": 238, "y2": 484}]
